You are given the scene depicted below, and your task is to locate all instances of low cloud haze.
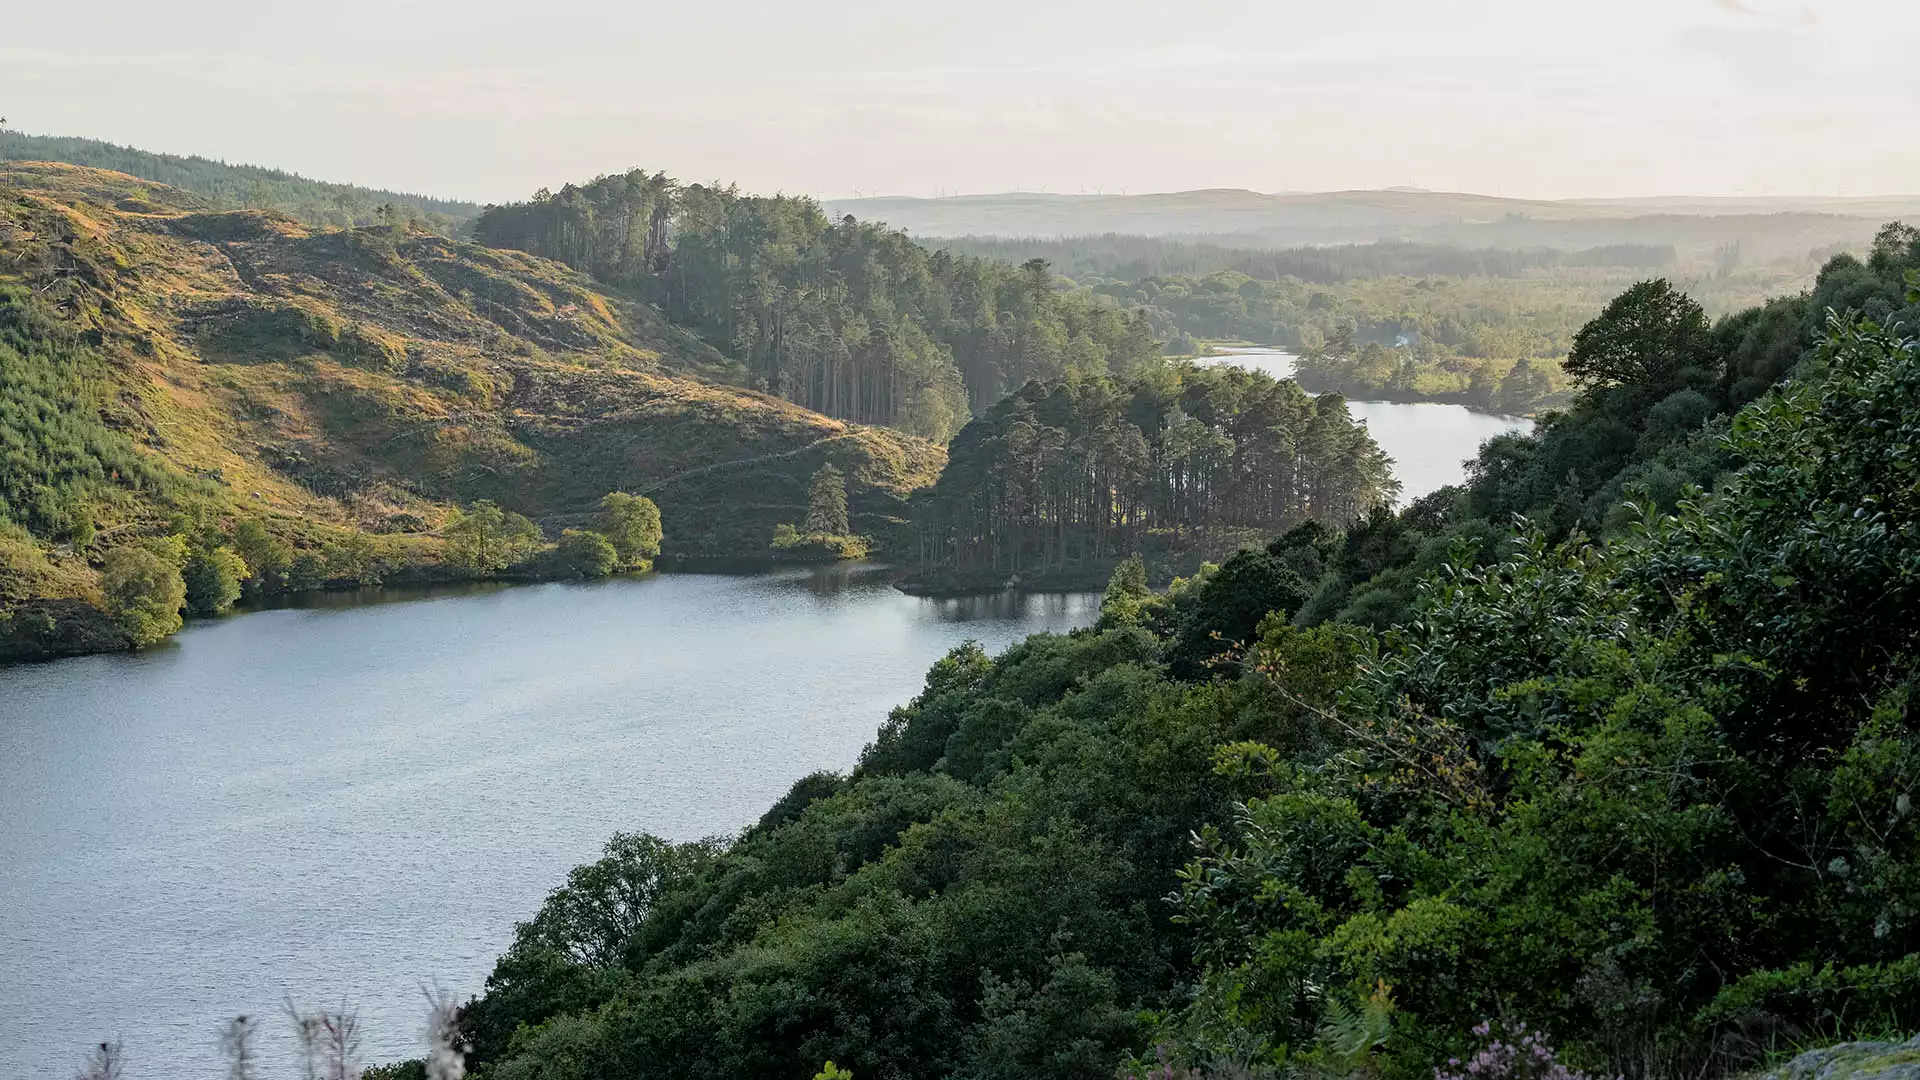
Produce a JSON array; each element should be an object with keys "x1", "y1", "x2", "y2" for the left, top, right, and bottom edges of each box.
[{"x1": 2, "y1": 0, "x2": 1913, "y2": 202}]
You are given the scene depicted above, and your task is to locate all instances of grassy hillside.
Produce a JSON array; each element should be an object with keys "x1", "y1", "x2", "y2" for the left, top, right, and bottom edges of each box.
[
  {"x1": 0, "y1": 162, "x2": 943, "y2": 658},
  {"x1": 0, "y1": 129, "x2": 482, "y2": 230}
]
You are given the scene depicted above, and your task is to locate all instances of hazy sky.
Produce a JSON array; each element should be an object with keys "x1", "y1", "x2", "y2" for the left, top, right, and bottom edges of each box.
[{"x1": 3, "y1": 0, "x2": 1915, "y2": 203}]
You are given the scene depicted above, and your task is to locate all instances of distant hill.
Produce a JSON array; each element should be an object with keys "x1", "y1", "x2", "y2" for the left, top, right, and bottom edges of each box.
[
  {"x1": 825, "y1": 188, "x2": 1915, "y2": 260},
  {"x1": 0, "y1": 129, "x2": 483, "y2": 230},
  {"x1": 1565, "y1": 193, "x2": 1920, "y2": 217},
  {"x1": 826, "y1": 188, "x2": 1600, "y2": 238},
  {"x1": 0, "y1": 163, "x2": 940, "y2": 657}
]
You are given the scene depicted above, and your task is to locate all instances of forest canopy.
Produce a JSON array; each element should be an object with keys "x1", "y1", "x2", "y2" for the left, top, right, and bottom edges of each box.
[
  {"x1": 472, "y1": 172, "x2": 1163, "y2": 439},
  {"x1": 907, "y1": 363, "x2": 1396, "y2": 584}
]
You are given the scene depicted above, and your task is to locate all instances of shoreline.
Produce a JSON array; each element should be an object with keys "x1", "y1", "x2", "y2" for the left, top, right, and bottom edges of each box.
[{"x1": 1200, "y1": 343, "x2": 1552, "y2": 419}]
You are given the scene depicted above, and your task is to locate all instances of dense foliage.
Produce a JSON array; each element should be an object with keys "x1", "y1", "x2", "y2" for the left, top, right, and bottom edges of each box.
[
  {"x1": 906, "y1": 363, "x2": 1395, "y2": 586},
  {"x1": 473, "y1": 173, "x2": 1163, "y2": 438},
  {"x1": 1164, "y1": 300, "x2": 1920, "y2": 1077},
  {"x1": 1457, "y1": 225, "x2": 1920, "y2": 545},
  {"x1": 460, "y1": 234, "x2": 1920, "y2": 1080},
  {"x1": 0, "y1": 130, "x2": 478, "y2": 230},
  {"x1": 595, "y1": 493, "x2": 664, "y2": 566},
  {"x1": 0, "y1": 286, "x2": 188, "y2": 542}
]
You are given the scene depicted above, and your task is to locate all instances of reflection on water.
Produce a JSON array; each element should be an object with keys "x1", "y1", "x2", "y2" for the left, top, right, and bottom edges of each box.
[
  {"x1": 924, "y1": 589, "x2": 1100, "y2": 624},
  {"x1": 244, "y1": 578, "x2": 522, "y2": 611},
  {"x1": 684, "y1": 561, "x2": 1101, "y2": 624},
  {"x1": 0, "y1": 568, "x2": 1097, "y2": 1079},
  {"x1": 1203, "y1": 347, "x2": 1534, "y2": 502}
]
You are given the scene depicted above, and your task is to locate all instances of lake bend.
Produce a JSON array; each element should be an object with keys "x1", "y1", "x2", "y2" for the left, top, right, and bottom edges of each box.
[
  {"x1": 0, "y1": 358, "x2": 1530, "y2": 1078},
  {"x1": 0, "y1": 567, "x2": 1098, "y2": 1078}
]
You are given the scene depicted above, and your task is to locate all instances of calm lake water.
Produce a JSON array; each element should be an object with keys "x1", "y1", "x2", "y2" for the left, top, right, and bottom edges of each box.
[
  {"x1": 0, "y1": 566, "x2": 1098, "y2": 1079},
  {"x1": 0, "y1": 354, "x2": 1529, "y2": 1077},
  {"x1": 1205, "y1": 347, "x2": 1534, "y2": 501}
]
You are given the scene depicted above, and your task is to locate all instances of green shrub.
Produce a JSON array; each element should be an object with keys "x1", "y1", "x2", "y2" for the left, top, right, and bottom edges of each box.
[
  {"x1": 595, "y1": 493, "x2": 662, "y2": 565},
  {"x1": 183, "y1": 546, "x2": 247, "y2": 616},
  {"x1": 101, "y1": 540, "x2": 186, "y2": 646},
  {"x1": 0, "y1": 287, "x2": 185, "y2": 540},
  {"x1": 554, "y1": 529, "x2": 619, "y2": 578}
]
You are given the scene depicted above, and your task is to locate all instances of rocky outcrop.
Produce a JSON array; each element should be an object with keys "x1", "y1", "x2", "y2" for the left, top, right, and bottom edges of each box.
[{"x1": 1762, "y1": 1035, "x2": 1920, "y2": 1080}]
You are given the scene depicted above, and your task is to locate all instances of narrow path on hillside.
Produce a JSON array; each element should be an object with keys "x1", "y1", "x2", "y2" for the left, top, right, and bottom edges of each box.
[{"x1": 635, "y1": 430, "x2": 860, "y2": 494}]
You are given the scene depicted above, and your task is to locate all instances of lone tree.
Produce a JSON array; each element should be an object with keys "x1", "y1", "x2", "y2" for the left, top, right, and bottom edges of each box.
[
  {"x1": 805, "y1": 463, "x2": 850, "y2": 536},
  {"x1": 102, "y1": 539, "x2": 188, "y2": 646},
  {"x1": 594, "y1": 492, "x2": 663, "y2": 565},
  {"x1": 1564, "y1": 278, "x2": 1713, "y2": 392}
]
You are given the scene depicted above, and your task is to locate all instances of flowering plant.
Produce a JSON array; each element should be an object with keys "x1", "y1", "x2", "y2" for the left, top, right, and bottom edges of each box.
[{"x1": 1435, "y1": 1021, "x2": 1619, "y2": 1080}]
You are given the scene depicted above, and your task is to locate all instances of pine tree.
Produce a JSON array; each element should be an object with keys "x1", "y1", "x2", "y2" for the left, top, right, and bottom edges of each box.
[{"x1": 806, "y1": 464, "x2": 851, "y2": 536}]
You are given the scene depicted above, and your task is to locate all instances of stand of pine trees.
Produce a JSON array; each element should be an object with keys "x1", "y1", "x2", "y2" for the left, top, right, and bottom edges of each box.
[
  {"x1": 910, "y1": 364, "x2": 1397, "y2": 578},
  {"x1": 473, "y1": 175, "x2": 1162, "y2": 440}
]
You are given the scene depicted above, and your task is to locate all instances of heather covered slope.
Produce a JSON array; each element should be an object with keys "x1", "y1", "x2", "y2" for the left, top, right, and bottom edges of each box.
[
  {"x1": 0, "y1": 163, "x2": 943, "y2": 656},
  {"x1": 0, "y1": 129, "x2": 483, "y2": 229}
]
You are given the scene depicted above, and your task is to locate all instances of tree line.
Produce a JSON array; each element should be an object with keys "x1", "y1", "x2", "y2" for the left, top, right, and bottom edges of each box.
[
  {"x1": 1290, "y1": 329, "x2": 1568, "y2": 415},
  {"x1": 935, "y1": 234, "x2": 1676, "y2": 285},
  {"x1": 907, "y1": 363, "x2": 1397, "y2": 581},
  {"x1": 72, "y1": 492, "x2": 663, "y2": 649},
  {"x1": 471, "y1": 172, "x2": 1164, "y2": 440}
]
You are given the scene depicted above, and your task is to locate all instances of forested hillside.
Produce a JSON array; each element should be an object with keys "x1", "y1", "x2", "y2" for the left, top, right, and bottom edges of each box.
[
  {"x1": 937, "y1": 235, "x2": 1679, "y2": 287},
  {"x1": 944, "y1": 233, "x2": 1819, "y2": 416},
  {"x1": 905, "y1": 364, "x2": 1395, "y2": 591},
  {"x1": 454, "y1": 228, "x2": 1920, "y2": 1080},
  {"x1": 0, "y1": 163, "x2": 940, "y2": 659},
  {"x1": 0, "y1": 129, "x2": 481, "y2": 230},
  {"x1": 472, "y1": 172, "x2": 1163, "y2": 439}
]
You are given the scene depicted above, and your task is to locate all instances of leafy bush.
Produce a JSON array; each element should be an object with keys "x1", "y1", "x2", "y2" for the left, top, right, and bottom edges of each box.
[
  {"x1": 444, "y1": 500, "x2": 541, "y2": 574},
  {"x1": 552, "y1": 529, "x2": 618, "y2": 578},
  {"x1": 101, "y1": 540, "x2": 186, "y2": 645},
  {"x1": 770, "y1": 522, "x2": 870, "y2": 561},
  {"x1": 594, "y1": 492, "x2": 662, "y2": 566},
  {"x1": 183, "y1": 546, "x2": 248, "y2": 615}
]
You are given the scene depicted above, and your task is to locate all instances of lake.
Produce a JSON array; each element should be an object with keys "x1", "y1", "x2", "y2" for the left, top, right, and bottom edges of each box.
[
  {"x1": 1204, "y1": 347, "x2": 1534, "y2": 501},
  {"x1": 0, "y1": 353, "x2": 1531, "y2": 1078},
  {"x1": 0, "y1": 566, "x2": 1099, "y2": 1079}
]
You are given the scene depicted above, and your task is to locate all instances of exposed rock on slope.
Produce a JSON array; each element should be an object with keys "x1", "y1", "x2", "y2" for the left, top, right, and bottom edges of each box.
[{"x1": 1761, "y1": 1035, "x2": 1920, "y2": 1080}]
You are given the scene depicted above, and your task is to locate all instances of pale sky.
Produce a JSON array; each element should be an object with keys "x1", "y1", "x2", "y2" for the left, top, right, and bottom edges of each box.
[{"x1": 2, "y1": 0, "x2": 1915, "y2": 204}]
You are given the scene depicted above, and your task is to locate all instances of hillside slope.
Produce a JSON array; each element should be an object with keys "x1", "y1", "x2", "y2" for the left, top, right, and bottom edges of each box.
[
  {"x1": 0, "y1": 163, "x2": 943, "y2": 657},
  {"x1": 0, "y1": 130, "x2": 481, "y2": 229}
]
